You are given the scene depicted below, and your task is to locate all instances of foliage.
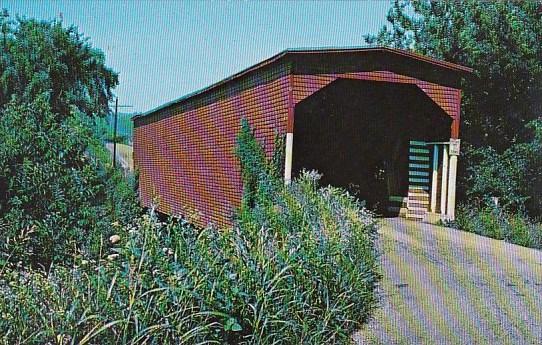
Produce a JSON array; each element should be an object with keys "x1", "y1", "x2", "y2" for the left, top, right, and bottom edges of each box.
[
  {"x1": 455, "y1": 203, "x2": 542, "y2": 249},
  {"x1": 462, "y1": 119, "x2": 542, "y2": 214},
  {"x1": 0, "y1": 121, "x2": 380, "y2": 344},
  {"x1": 366, "y1": 0, "x2": 542, "y2": 151},
  {"x1": 0, "y1": 13, "x2": 117, "y2": 118},
  {"x1": 0, "y1": 14, "x2": 139, "y2": 269},
  {"x1": 0, "y1": 214, "x2": 220, "y2": 344},
  {"x1": 0, "y1": 96, "x2": 139, "y2": 269},
  {"x1": 94, "y1": 112, "x2": 135, "y2": 144},
  {"x1": 235, "y1": 118, "x2": 275, "y2": 207},
  {"x1": 231, "y1": 120, "x2": 380, "y2": 343}
]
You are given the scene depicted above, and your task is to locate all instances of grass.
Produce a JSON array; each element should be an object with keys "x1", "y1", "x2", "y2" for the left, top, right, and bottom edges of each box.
[
  {"x1": 356, "y1": 218, "x2": 542, "y2": 345},
  {"x1": 0, "y1": 174, "x2": 380, "y2": 344},
  {"x1": 0, "y1": 157, "x2": 380, "y2": 344}
]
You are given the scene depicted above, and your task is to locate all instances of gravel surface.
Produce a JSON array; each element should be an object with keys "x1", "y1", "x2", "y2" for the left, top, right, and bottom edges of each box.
[{"x1": 354, "y1": 218, "x2": 542, "y2": 345}]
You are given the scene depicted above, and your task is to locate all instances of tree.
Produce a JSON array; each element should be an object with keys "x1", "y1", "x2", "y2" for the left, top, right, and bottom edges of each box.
[
  {"x1": 0, "y1": 96, "x2": 108, "y2": 268},
  {"x1": 0, "y1": 13, "x2": 137, "y2": 268},
  {"x1": 463, "y1": 120, "x2": 542, "y2": 213},
  {"x1": 366, "y1": 0, "x2": 542, "y2": 151},
  {"x1": 0, "y1": 12, "x2": 117, "y2": 118}
]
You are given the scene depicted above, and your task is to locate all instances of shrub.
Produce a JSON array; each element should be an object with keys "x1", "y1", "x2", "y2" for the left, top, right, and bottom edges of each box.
[
  {"x1": 0, "y1": 120, "x2": 380, "y2": 344},
  {"x1": 0, "y1": 97, "x2": 140, "y2": 269},
  {"x1": 461, "y1": 119, "x2": 542, "y2": 216},
  {"x1": 224, "y1": 119, "x2": 380, "y2": 343},
  {"x1": 0, "y1": 179, "x2": 379, "y2": 344},
  {"x1": 0, "y1": 214, "x2": 220, "y2": 344},
  {"x1": 230, "y1": 170, "x2": 380, "y2": 343},
  {"x1": 456, "y1": 203, "x2": 542, "y2": 249},
  {"x1": 0, "y1": 15, "x2": 135, "y2": 270}
]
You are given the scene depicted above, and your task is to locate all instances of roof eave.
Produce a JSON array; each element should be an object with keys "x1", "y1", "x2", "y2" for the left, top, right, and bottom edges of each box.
[{"x1": 133, "y1": 46, "x2": 473, "y2": 121}]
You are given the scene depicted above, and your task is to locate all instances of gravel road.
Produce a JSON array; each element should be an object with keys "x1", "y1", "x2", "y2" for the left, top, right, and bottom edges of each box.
[{"x1": 355, "y1": 218, "x2": 542, "y2": 345}]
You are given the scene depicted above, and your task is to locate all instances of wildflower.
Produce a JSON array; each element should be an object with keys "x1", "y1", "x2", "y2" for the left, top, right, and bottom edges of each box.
[
  {"x1": 109, "y1": 234, "x2": 121, "y2": 244},
  {"x1": 107, "y1": 254, "x2": 119, "y2": 261}
]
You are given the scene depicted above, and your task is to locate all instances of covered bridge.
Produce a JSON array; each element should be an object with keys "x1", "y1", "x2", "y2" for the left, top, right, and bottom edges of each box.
[{"x1": 133, "y1": 47, "x2": 472, "y2": 228}]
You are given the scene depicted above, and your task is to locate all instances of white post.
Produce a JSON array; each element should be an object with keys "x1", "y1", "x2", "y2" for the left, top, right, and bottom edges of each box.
[
  {"x1": 284, "y1": 132, "x2": 294, "y2": 184},
  {"x1": 440, "y1": 145, "x2": 448, "y2": 215},
  {"x1": 446, "y1": 139, "x2": 460, "y2": 221},
  {"x1": 447, "y1": 155, "x2": 458, "y2": 220},
  {"x1": 430, "y1": 144, "x2": 439, "y2": 212}
]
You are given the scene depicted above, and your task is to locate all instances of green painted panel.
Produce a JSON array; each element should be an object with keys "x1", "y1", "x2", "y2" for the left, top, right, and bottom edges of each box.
[
  {"x1": 409, "y1": 155, "x2": 430, "y2": 161},
  {"x1": 409, "y1": 163, "x2": 430, "y2": 169},
  {"x1": 409, "y1": 171, "x2": 430, "y2": 177},
  {"x1": 409, "y1": 148, "x2": 430, "y2": 154},
  {"x1": 389, "y1": 195, "x2": 406, "y2": 202},
  {"x1": 409, "y1": 178, "x2": 430, "y2": 184},
  {"x1": 409, "y1": 140, "x2": 427, "y2": 146}
]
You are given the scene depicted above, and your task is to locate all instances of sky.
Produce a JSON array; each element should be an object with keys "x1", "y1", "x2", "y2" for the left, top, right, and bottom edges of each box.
[{"x1": 2, "y1": 1, "x2": 390, "y2": 113}]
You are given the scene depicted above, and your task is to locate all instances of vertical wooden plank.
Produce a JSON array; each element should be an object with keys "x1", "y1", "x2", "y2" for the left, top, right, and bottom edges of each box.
[{"x1": 284, "y1": 133, "x2": 293, "y2": 184}]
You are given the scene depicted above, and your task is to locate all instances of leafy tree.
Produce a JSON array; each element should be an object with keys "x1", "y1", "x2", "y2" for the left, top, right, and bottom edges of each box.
[
  {"x1": 463, "y1": 119, "x2": 542, "y2": 213},
  {"x1": 367, "y1": 1, "x2": 542, "y2": 214},
  {"x1": 0, "y1": 12, "x2": 117, "y2": 118},
  {"x1": 0, "y1": 13, "x2": 138, "y2": 268},
  {"x1": 366, "y1": 0, "x2": 542, "y2": 151},
  {"x1": 0, "y1": 96, "x2": 109, "y2": 268}
]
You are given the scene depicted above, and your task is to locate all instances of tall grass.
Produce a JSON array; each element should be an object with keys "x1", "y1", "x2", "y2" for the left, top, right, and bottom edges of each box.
[
  {"x1": 0, "y1": 121, "x2": 380, "y2": 344},
  {"x1": 0, "y1": 213, "x2": 220, "y2": 344},
  {"x1": 455, "y1": 204, "x2": 542, "y2": 249}
]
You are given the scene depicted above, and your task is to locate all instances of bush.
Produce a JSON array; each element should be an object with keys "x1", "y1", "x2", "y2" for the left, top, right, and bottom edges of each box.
[
  {"x1": 0, "y1": 120, "x2": 380, "y2": 344},
  {"x1": 0, "y1": 15, "x2": 136, "y2": 270},
  {"x1": 220, "y1": 119, "x2": 379, "y2": 342},
  {"x1": 461, "y1": 119, "x2": 542, "y2": 216},
  {"x1": 0, "y1": 214, "x2": 220, "y2": 344},
  {"x1": 0, "y1": 97, "x2": 140, "y2": 269},
  {"x1": 0, "y1": 177, "x2": 379, "y2": 344},
  {"x1": 456, "y1": 203, "x2": 542, "y2": 249}
]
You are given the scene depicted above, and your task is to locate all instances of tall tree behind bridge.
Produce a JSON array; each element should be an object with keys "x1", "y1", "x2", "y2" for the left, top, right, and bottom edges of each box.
[{"x1": 366, "y1": 0, "x2": 542, "y2": 151}]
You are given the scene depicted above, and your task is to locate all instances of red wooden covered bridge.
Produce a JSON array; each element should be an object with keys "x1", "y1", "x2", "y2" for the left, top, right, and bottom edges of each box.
[{"x1": 133, "y1": 47, "x2": 472, "y2": 228}]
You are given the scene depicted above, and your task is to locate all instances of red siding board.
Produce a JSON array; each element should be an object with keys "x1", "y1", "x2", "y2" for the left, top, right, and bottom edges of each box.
[
  {"x1": 292, "y1": 72, "x2": 461, "y2": 122},
  {"x1": 134, "y1": 75, "x2": 290, "y2": 227}
]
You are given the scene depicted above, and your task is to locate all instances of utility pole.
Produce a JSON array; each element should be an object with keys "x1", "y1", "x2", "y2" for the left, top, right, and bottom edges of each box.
[
  {"x1": 110, "y1": 97, "x2": 133, "y2": 169},
  {"x1": 113, "y1": 97, "x2": 118, "y2": 169}
]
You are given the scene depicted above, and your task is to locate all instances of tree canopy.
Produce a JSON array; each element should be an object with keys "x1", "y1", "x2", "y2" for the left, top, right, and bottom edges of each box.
[
  {"x1": 0, "y1": 13, "x2": 136, "y2": 268},
  {"x1": 0, "y1": 12, "x2": 117, "y2": 118},
  {"x1": 366, "y1": 0, "x2": 542, "y2": 151}
]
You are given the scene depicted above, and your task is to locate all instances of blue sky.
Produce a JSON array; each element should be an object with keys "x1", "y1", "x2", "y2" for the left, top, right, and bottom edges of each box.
[{"x1": 2, "y1": 1, "x2": 390, "y2": 113}]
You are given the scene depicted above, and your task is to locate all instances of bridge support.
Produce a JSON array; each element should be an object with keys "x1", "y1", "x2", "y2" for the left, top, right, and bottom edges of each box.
[{"x1": 284, "y1": 132, "x2": 294, "y2": 184}]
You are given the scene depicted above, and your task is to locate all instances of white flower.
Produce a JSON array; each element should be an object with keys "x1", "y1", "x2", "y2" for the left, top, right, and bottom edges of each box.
[{"x1": 109, "y1": 235, "x2": 121, "y2": 244}]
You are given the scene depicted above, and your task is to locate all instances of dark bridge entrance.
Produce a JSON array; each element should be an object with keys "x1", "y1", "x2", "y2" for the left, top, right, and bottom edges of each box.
[{"x1": 292, "y1": 79, "x2": 451, "y2": 215}]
